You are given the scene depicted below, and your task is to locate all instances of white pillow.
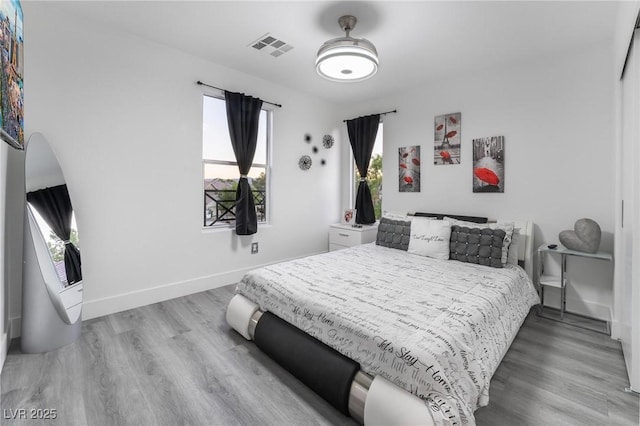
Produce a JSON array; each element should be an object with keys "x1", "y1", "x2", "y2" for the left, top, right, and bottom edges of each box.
[
  {"x1": 507, "y1": 229, "x2": 521, "y2": 265},
  {"x1": 408, "y1": 218, "x2": 451, "y2": 260},
  {"x1": 443, "y1": 216, "x2": 514, "y2": 265}
]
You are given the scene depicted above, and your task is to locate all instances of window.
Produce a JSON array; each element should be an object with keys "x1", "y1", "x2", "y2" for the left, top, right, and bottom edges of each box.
[
  {"x1": 202, "y1": 95, "x2": 270, "y2": 227},
  {"x1": 354, "y1": 123, "x2": 383, "y2": 220}
]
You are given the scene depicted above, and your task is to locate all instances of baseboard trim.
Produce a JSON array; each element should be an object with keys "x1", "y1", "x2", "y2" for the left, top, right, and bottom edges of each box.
[
  {"x1": 0, "y1": 329, "x2": 8, "y2": 372},
  {"x1": 82, "y1": 271, "x2": 240, "y2": 320},
  {"x1": 9, "y1": 317, "x2": 21, "y2": 339},
  {"x1": 82, "y1": 251, "x2": 328, "y2": 321},
  {"x1": 540, "y1": 289, "x2": 611, "y2": 323},
  {"x1": 14, "y1": 249, "x2": 613, "y2": 339},
  {"x1": 610, "y1": 319, "x2": 623, "y2": 340}
]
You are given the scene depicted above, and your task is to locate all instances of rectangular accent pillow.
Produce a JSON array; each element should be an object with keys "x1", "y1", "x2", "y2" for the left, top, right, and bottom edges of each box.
[
  {"x1": 449, "y1": 226, "x2": 505, "y2": 268},
  {"x1": 507, "y1": 229, "x2": 521, "y2": 265},
  {"x1": 376, "y1": 217, "x2": 411, "y2": 250},
  {"x1": 382, "y1": 211, "x2": 412, "y2": 221},
  {"x1": 407, "y1": 217, "x2": 451, "y2": 259},
  {"x1": 444, "y1": 216, "x2": 514, "y2": 265},
  {"x1": 413, "y1": 212, "x2": 488, "y2": 223}
]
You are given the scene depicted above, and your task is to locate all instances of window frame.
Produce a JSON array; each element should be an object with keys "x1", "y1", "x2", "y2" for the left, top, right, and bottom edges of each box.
[{"x1": 202, "y1": 94, "x2": 272, "y2": 229}]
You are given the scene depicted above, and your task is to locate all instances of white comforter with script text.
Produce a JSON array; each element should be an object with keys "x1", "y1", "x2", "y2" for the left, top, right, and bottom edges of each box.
[{"x1": 235, "y1": 243, "x2": 539, "y2": 425}]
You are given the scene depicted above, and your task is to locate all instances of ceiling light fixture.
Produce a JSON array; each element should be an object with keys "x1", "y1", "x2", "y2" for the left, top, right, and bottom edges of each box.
[{"x1": 315, "y1": 15, "x2": 378, "y2": 83}]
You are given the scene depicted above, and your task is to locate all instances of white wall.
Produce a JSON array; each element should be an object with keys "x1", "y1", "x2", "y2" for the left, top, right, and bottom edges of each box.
[
  {"x1": 1, "y1": 142, "x2": 7, "y2": 369},
  {"x1": 345, "y1": 42, "x2": 616, "y2": 320},
  {"x1": 8, "y1": 3, "x2": 619, "y2": 334},
  {"x1": 10, "y1": 3, "x2": 343, "y2": 326},
  {"x1": 1, "y1": 141, "x2": 23, "y2": 367}
]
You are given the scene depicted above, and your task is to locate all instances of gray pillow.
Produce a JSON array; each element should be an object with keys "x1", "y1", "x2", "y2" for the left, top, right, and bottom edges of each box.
[
  {"x1": 449, "y1": 226, "x2": 505, "y2": 268},
  {"x1": 376, "y1": 217, "x2": 411, "y2": 250}
]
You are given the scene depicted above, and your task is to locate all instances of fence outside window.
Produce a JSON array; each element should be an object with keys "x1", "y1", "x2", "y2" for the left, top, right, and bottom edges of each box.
[{"x1": 204, "y1": 189, "x2": 266, "y2": 227}]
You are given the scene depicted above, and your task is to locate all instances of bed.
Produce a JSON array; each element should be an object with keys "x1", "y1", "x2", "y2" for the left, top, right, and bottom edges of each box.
[{"x1": 226, "y1": 215, "x2": 539, "y2": 426}]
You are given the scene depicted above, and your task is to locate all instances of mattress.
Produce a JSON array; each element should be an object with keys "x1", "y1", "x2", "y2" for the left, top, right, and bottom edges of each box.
[{"x1": 235, "y1": 243, "x2": 539, "y2": 425}]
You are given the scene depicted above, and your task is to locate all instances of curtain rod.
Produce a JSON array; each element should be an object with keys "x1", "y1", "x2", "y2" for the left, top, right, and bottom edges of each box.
[
  {"x1": 343, "y1": 109, "x2": 397, "y2": 123},
  {"x1": 196, "y1": 81, "x2": 283, "y2": 108}
]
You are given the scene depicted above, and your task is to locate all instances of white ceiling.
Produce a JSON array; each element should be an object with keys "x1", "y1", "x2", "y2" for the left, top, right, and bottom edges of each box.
[{"x1": 52, "y1": 1, "x2": 619, "y2": 104}]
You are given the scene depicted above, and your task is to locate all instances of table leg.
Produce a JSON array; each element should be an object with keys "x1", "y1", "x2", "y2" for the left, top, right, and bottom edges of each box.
[
  {"x1": 538, "y1": 249, "x2": 544, "y2": 313},
  {"x1": 560, "y1": 253, "x2": 566, "y2": 320}
]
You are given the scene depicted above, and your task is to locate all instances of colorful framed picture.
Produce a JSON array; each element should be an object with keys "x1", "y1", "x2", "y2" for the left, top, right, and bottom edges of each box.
[
  {"x1": 472, "y1": 136, "x2": 505, "y2": 193},
  {"x1": 434, "y1": 112, "x2": 461, "y2": 165},
  {"x1": 0, "y1": 0, "x2": 24, "y2": 150},
  {"x1": 399, "y1": 146, "x2": 420, "y2": 192},
  {"x1": 342, "y1": 208, "x2": 356, "y2": 225}
]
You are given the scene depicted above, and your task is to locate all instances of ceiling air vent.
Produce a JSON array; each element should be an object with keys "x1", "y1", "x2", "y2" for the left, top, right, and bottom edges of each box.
[{"x1": 249, "y1": 33, "x2": 294, "y2": 58}]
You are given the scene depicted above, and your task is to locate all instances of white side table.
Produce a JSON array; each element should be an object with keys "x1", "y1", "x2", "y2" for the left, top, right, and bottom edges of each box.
[
  {"x1": 329, "y1": 223, "x2": 378, "y2": 251},
  {"x1": 537, "y1": 243, "x2": 612, "y2": 333}
]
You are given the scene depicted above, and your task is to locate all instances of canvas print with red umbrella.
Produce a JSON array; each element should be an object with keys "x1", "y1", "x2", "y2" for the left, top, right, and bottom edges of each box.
[
  {"x1": 399, "y1": 145, "x2": 420, "y2": 192},
  {"x1": 434, "y1": 112, "x2": 461, "y2": 165},
  {"x1": 472, "y1": 136, "x2": 504, "y2": 193}
]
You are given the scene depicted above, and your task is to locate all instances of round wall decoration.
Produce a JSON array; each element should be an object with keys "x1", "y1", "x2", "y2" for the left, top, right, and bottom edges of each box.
[
  {"x1": 298, "y1": 155, "x2": 312, "y2": 170},
  {"x1": 322, "y1": 134, "x2": 334, "y2": 149}
]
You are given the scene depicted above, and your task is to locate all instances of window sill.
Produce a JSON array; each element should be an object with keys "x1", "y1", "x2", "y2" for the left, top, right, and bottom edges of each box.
[{"x1": 202, "y1": 223, "x2": 272, "y2": 234}]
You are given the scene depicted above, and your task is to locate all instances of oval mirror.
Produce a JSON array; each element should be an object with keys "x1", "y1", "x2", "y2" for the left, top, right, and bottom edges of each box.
[{"x1": 22, "y1": 133, "x2": 83, "y2": 353}]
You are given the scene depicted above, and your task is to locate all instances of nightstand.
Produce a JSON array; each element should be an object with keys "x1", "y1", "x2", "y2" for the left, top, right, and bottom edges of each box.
[
  {"x1": 329, "y1": 223, "x2": 378, "y2": 251},
  {"x1": 536, "y1": 243, "x2": 612, "y2": 334}
]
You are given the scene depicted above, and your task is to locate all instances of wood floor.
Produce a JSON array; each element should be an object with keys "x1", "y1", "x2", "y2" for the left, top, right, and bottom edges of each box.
[{"x1": 1, "y1": 285, "x2": 638, "y2": 426}]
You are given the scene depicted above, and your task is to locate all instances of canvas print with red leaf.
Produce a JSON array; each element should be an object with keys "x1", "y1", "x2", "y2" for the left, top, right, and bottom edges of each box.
[
  {"x1": 472, "y1": 136, "x2": 504, "y2": 193},
  {"x1": 434, "y1": 112, "x2": 461, "y2": 165},
  {"x1": 399, "y1": 146, "x2": 420, "y2": 192}
]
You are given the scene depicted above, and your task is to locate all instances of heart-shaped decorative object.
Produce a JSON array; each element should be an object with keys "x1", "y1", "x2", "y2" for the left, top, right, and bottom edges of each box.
[{"x1": 559, "y1": 218, "x2": 601, "y2": 253}]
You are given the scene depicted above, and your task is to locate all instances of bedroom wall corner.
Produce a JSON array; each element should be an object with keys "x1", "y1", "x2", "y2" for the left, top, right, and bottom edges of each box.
[
  {"x1": 4, "y1": 135, "x2": 25, "y2": 345},
  {"x1": 0, "y1": 139, "x2": 24, "y2": 366},
  {"x1": 20, "y1": 2, "x2": 345, "y2": 322}
]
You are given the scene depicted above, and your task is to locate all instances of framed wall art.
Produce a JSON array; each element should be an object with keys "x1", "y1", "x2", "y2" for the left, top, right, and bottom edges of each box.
[
  {"x1": 399, "y1": 145, "x2": 420, "y2": 192},
  {"x1": 434, "y1": 112, "x2": 460, "y2": 165},
  {"x1": 0, "y1": 0, "x2": 24, "y2": 150},
  {"x1": 472, "y1": 136, "x2": 504, "y2": 193}
]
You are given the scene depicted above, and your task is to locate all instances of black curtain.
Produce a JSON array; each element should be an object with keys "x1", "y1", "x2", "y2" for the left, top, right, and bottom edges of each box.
[
  {"x1": 347, "y1": 114, "x2": 380, "y2": 224},
  {"x1": 26, "y1": 184, "x2": 82, "y2": 285},
  {"x1": 225, "y1": 91, "x2": 263, "y2": 235}
]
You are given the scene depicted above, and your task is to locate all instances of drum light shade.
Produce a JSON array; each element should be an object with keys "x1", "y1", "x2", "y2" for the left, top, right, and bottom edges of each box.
[{"x1": 316, "y1": 15, "x2": 378, "y2": 82}]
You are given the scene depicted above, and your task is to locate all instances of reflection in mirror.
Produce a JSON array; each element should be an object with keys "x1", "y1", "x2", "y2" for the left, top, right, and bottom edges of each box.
[
  {"x1": 26, "y1": 184, "x2": 82, "y2": 285},
  {"x1": 28, "y1": 206, "x2": 79, "y2": 285},
  {"x1": 22, "y1": 133, "x2": 83, "y2": 353}
]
